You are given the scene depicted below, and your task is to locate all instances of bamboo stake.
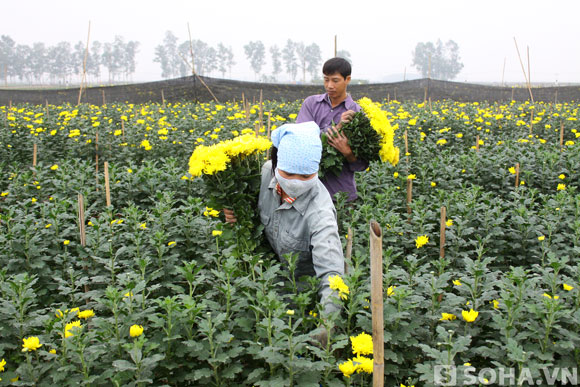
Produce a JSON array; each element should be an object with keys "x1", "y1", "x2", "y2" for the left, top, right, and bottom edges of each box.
[
  {"x1": 104, "y1": 161, "x2": 111, "y2": 207},
  {"x1": 32, "y1": 143, "x2": 37, "y2": 168},
  {"x1": 369, "y1": 220, "x2": 384, "y2": 387},
  {"x1": 9, "y1": 100, "x2": 12, "y2": 109},
  {"x1": 515, "y1": 163, "x2": 520, "y2": 188},
  {"x1": 440, "y1": 206, "x2": 446, "y2": 259},
  {"x1": 501, "y1": 57, "x2": 506, "y2": 86},
  {"x1": 403, "y1": 66, "x2": 406, "y2": 81},
  {"x1": 45, "y1": 100, "x2": 49, "y2": 117},
  {"x1": 245, "y1": 99, "x2": 250, "y2": 122},
  {"x1": 121, "y1": 120, "x2": 125, "y2": 142},
  {"x1": 95, "y1": 130, "x2": 99, "y2": 191},
  {"x1": 334, "y1": 35, "x2": 337, "y2": 57},
  {"x1": 404, "y1": 130, "x2": 409, "y2": 163},
  {"x1": 345, "y1": 226, "x2": 353, "y2": 274},
  {"x1": 266, "y1": 111, "x2": 272, "y2": 159},
  {"x1": 560, "y1": 121, "x2": 564, "y2": 151},
  {"x1": 529, "y1": 109, "x2": 534, "y2": 134},
  {"x1": 387, "y1": 93, "x2": 390, "y2": 102},
  {"x1": 77, "y1": 193, "x2": 89, "y2": 294},
  {"x1": 423, "y1": 87, "x2": 427, "y2": 106},
  {"x1": 511, "y1": 88, "x2": 514, "y2": 101},
  {"x1": 161, "y1": 89, "x2": 166, "y2": 107},
  {"x1": 259, "y1": 89, "x2": 263, "y2": 130},
  {"x1": 77, "y1": 21, "x2": 91, "y2": 105},
  {"x1": 554, "y1": 90, "x2": 558, "y2": 105},
  {"x1": 406, "y1": 178, "x2": 413, "y2": 215},
  {"x1": 102, "y1": 89, "x2": 106, "y2": 105},
  {"x1": 513, "y1": 37, "x2": 534, "y2": 103},
  {"x1": 429, "y1": 97, "x2": 432, "y2": 112},
  {"x1": 394, "y1": 88, "x2": 397, "y2": 101},
  {"x1": 476, "y1": 135, "x2": 480, "y2": 151}
]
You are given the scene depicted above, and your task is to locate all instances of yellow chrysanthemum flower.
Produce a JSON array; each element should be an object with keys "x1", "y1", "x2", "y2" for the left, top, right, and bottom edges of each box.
[
  {"x1": 350, "y1": 332, "x2": 373, "y2": 356},
  {"x1": 462, "y1": 309, "x2": 479, "y2": 323},
  {"x1": 130, "y1": 324, "x2": 144, "y2": 337},
  {"x1": 440, "y1": 313, "x2": 456, "y2": 321},
  {"x1": 415, "y1": 235, "x2": 429, "y2": 248},
  {"x1": 22, "y1": 336, "x2": 42, "y2": 352},
  {"x1": 328, "y1": 275, "x2": 350, "y2": 300}
]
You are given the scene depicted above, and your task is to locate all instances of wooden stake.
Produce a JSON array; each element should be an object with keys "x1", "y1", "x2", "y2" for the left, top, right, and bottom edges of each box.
[
  {"x1": 266, "y1": 111, "x2": 272, "y2": 159},
  {"x1": 259, "y1": 89, "x2": 263, "y2": 130},
  {"x1": 104, "y1": 161, "x2": 111, "y2": 207},
  {"x1": 404, "y1": 130, "x2": 409, "y2": 163},
  {"x1": 406, "y1": 178, "x2": 413, "y2": 215},
  {"x1": 529, "y1": 109, "x2": 534, "y2": 134},
  {"x1": 334, "y1": 35, "x2": 337, "y2": 57},
  {"x1": 45, "y1": 100, "x2": 49, "y2": 117},
  {"x1": 102, "y1": 89, "x2": 106, "y2": 105},
  {"x1": 440, "y1": 206, "x2": 446, "y2": 259},
  {"x1": 554, "y1": 90, "x2": 558, "y2": 105},
  {"x1": 501, "y1": 57, "x2": 506, "y2": 86},
  {"x1": 423, "y1": 87, "x2": 427, "y2": 105},
  {"x1": 387, "y1": 93, "x2": 390, "y2": 102},
  {"x1": 161, "y1": 89, "x2": 166, "y2": 107},
  {"x1": 77, "y1": 193, "x2": 89, "y2": 294},
  {"x1": 394, "y1": 88, "x2": 397, "y2": 101},
  {"x1": 121, "y1": 120, "x2": 125, "y2": 142},
  {"x1": 32, "y1": 143, "x2": 37, "y2": 168},
  {"x1": 369, "y1": 220, "x2": 384, "y2": 387},
  {"x1": 429, "y1": 97, "x2": 432, "y2": 112},
  {"x1": 95, "y1": 130, "x2": 99, "y2": 191},
  {"x1": 511, "y1": 88, "x2": 514, "y2": 101},
  {"x1": 403, "y1": 66, "x2": 406, "y2": 81},
  {"x1": 345, "y1": 226, "x2": 353, "y2": 274},
  {"x1": 77, "y1": 21, "x2": 91, "y2": 105},
  {"x1": 515, "y1": 163, "x2": 520, "y2": 188},
  {"x1": 513, "y1": 37, "x2": 534, "y2": 103},
  {"x1": 245, "y1": 99, "x2": 250, "y2": 122},
  {"x1": 560, "y1": 121, "x2": 564, "y2": 151},
  {"x1": 476, "y1": 135, "x2": 480, "y2": 151}
]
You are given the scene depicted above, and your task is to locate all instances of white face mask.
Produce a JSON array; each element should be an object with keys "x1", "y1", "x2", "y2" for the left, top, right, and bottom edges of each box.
[{"x1": 275, "y1": 169, "x2": 318, "y2": 198}]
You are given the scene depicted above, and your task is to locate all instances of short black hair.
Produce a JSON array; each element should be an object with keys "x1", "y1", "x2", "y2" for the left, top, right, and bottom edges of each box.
[
  {"x1": 323, "y1": 57, "x2": 352, "y2": 79},
  {"x1": 270, "y1": 146, "x2": 278, "y2": 174}
]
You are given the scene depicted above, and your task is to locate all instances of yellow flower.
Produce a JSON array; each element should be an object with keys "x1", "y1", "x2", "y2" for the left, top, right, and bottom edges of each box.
[
  {"x1": 464, "y1": 362, "x2": 472, "y2": 367},
  {"x1": 63, "y1": 240, "x2": 70, "y2": 245},
  {"x1": 45, "y1": 224, "x2": 52, "y2": 228},
  {"x1": 124, "y1": 291, "x2": 134, "y2": 299},
  {"x1": 65, "y1": 320, "x2": 82, "y2": 338},
  {"x1": 557, "y1": 183, "x2": 566, "y2": 191},
  {"x1": 431, "y1": 181, "x2": 436, "y2": 187},
  {"x1": 127, "y1": 168, "x2": 133, "y2": 173},
  {"x1": 559, "y1": 174, "x2": 566, "y2": 180},
  {"x1": 130, "y1": 324, "x2": 144, "y2": 337},
  {"x1": 139, "y1": 223, "x2": 147, "y2": 230},
  {"x1": 393, "y1": 172, "x2": 399, "y2": 178},
  {"x1": 415, "y1": 235, "x2": 429, "y2": 248},
  {"x1": 203, "y1": 207, "x2": 220, "y2": 217},
  {"x1": 78, "y1": 310, "x2": 95, "y2": 319},
  {"x1": 167, "y1": 241, "x2": 176, "y2": 247},
  {"x1": 509, "y1": 167, "x2": 516, "y2": 174},
  {"x1": 49, "y1": 349, "x2": 56, "y2": 354},
  {"x1": 309, "y1": 310, "x2": 318, "y2": 318},
  {"x1": 538, "y1": 236, "x2": 545, "y2": 241},
  {"x1": 0, "y1": 192, "x2": 8, "y2": 197},
  {"x1": 350, "y1": 332, "x2": 373, "y2": 356},
  {"x1": 50, "y1": 164, "x2": 59, "y2": 170},
  {"x1": 456, "y1": 133, "x2": 463, "y2": 138},
  {"x1": 212, "y1": 230, "x2": 222, "y2": 237},
  {"x1": 563, "y1": 283, "x2": 574, "y2": 291},
  {"x1": 462, "y1": 309, "x2": 479, "y2": 323},
  {"x1": 0, "y1": 358, "x2": 5, "y2": 371},
  {"x1": 31, "y1": 198, "x2": 37, "y2": 203},
  {"x1": 436, "y1": 139, "x2": 447, "y2": 146},
  {"x1": 440, "y1": 313, "x2": 456, "y2": 321},
  {"x1": 407, "y1": 174, "x2": 416, "y2": 180},
  {"x1": 453, "y1": 280, "x2": 462, "y2": 286},
  {"x1": 338, "y1": 359, "x2": 357, "y2": 378},
  {"x1": 352, "y1": 355, "x2": 373, "y2": 374},
  {"x1": 446, "y1": 219, "x2": 453, "y2": 227},
  {"x1": 140, "y1": 139, "x2": 152, "y2": 151},
  {"x1": 387, "y1": 286, "x2": 396, "y2": 296},
  {"x1": 492, "y1": 299, "x2": 499, "y2": 309},
  {"x1": 543, "y1": 293, "x2": 559, "y2": 300},
  {"x1": 328, "y1": 275, "x2": 350, "y2": 300},
  {"x1": 22, "y1": 336, "x2": 43, "y2": 352}
]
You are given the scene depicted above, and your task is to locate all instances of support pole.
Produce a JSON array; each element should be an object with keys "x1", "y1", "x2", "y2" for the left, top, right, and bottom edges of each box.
[
  {"x1": 369, "y1": 220, "x2": 384, "y2": 387},
  {"x1": 345, "y1": 226, "x2": 353, "y2": 274},
  {"x1": 440, "y1": 207, "x2": 446, "y2": 258},
  {"x1": 104, "y1": 161, "x2": 111, "y2": 207}
]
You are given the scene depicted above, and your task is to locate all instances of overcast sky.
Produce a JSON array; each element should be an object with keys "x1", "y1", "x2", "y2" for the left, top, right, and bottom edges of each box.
[{"x1": 4, "y1": 0, "x2": 579, "y2": 84}]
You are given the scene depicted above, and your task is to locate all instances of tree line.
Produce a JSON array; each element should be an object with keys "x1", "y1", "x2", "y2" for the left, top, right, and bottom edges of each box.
[{"x1": 0, "y1": 35, "x2": 139, "y2": 85}]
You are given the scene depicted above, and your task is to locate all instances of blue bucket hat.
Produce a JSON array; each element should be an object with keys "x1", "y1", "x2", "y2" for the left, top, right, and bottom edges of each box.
[{"x1": 270, "y1": 121, "x2": 322, "y2": 175}]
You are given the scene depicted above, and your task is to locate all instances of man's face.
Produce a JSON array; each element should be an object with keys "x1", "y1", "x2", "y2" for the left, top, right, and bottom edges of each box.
[{"x1": 324, "y1": 72, "x2": 351, "y2": 99}]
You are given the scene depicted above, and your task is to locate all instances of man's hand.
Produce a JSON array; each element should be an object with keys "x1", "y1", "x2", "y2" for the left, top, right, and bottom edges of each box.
[
  {"x1": 223, "y1": 208, "x2": 237, "y2": 224},
  {"x1": 335, "y1": 110, "x2": 356, "y2": 131},
  {"x1": 327, "y1": 126, "x2": 356, "y2": 163}
]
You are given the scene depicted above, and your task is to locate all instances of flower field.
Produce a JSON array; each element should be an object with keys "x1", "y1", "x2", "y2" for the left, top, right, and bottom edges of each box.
[{"x1": 0, "y1": 97, "x2": 579, "y2": 386}]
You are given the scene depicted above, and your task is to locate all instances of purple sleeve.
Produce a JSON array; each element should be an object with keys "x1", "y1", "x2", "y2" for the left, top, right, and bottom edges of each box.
[
  {"x1": 347, "y1": 158, "x2": 369, "y2": 172},
  {"x1": 296, "y1": 97, "x2": 315, "y2": 123}
]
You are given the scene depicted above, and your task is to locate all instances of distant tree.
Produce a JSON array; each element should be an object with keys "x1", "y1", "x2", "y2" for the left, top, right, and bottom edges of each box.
[
  {"x1": 305, "y1": 43, "x2": 321, "y2": 82},
  {"x1": 30, "y1": 42, "x2": 46, "y2": 83},
  {"x1": 225, "y1": 45, "x2": 235, "y2": 78},
  {"x1": 0, "y1": 35, "x2": 16, "y2": 82},
  {"x1": 191, "y1": 40, "x2": 217, "y2": 76},
  {"x1": 282, "y1": 39, "x2": 298, "y2": 81},
  {"x1": 216, "y1": 43, "x2": 230, "y2": 78},
  {"x1": 244, "y1": 40, "x2": 266, "y2": 80},
  {"x1": 123, "y1": 40, "x2": 139, "y2": 80},
  {"x1": 269, "y1": 45, "x2": 281, "y2": 81},
  {"x1": 15, "y1": 44, "x2": 32, "y2": 83},
  {"x1": 47, "y1": 42, "x2": 73, "y2": 84},
  {"x1": 73, "y1": 41, "x2": 86, "y2": 79},
  {"x1": 154, "y1": 31, "x2": 181, "y2": 79},
  {"x1": 295, "y1": 42, "x2": 307, "y2": 82},
  {"x1": 88, "y1": 41, "x2": 102, "y2": 82},
  {"x1": 336, "y1": 50, "x2": 352, "y2": 64},
  {"x1": 412, "y1": 39, "x2": 463, "y2": 80}
]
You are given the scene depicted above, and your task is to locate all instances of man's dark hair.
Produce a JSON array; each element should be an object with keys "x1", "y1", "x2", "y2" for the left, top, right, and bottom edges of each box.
[
  {"x1": 323, "y1": 57, "x2": 352, "y2": 79},
  {"x1": 270, "y1": 146, "x2": 278, "y2": 174}
]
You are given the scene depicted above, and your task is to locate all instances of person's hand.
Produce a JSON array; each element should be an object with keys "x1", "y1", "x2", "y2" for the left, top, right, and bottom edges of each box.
[
  {"x1": 327, "y1": 126, "x2": 356, "y2": 162},
  {"x1": 223, "y1": 208, "x2": 237, "y2": 224},
  {"x1": 335, "y1": 110, "x2": 356, "y2": 131}
]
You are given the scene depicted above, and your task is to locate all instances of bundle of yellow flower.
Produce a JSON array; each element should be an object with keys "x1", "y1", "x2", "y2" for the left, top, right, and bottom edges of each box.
[
  {"x1": 338, "y1": 332, "x2": 374, "y2": 378},
  {"x1": 187, "y1": 133, "x2": 272, "y2": 255},
  {"x1": 320, "y1": 97, "x2": 399, "y2": 177}
]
